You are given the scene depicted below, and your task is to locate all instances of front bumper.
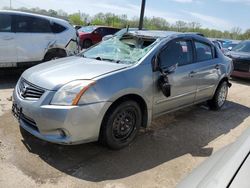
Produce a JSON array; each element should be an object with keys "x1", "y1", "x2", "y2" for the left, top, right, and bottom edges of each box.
[{"x1": 12, "y1": 85, "x2": 111, "y2": 145}]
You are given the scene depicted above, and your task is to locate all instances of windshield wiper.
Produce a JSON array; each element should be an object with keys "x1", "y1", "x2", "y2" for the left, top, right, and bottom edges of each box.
[{"x1": 95, "y1": 57, "x2": 121, "y2": 63}]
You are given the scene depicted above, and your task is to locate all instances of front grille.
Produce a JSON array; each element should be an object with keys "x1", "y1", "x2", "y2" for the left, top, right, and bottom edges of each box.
[
  {"x1": 233, "y1": 60, "x2": 250, "y2": 72},
  {"x1": 18, "y1": 79, "x2": 45, "y2": 100}
]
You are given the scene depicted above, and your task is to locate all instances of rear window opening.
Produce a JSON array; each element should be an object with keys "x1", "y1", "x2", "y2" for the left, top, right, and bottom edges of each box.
[
  {"x1": 51, "y1": 22, "x2": 66, "y2": 33},
  {"x1": 120, "y1": 34, "x2": 156, "y2": 49}
]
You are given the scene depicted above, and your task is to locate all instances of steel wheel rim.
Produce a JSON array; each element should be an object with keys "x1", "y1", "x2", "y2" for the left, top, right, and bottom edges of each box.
[
  {"x1": 218, "y1": 84, "x2": 228, "y2": 107},
  {"x1": 112, "y1": 108, "x2": 136, "y2": 141}
]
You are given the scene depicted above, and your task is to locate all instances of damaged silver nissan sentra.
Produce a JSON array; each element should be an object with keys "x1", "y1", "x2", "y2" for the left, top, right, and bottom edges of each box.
[{"x1": 12, "y1": 30, "x2": 233, "y2": 149}]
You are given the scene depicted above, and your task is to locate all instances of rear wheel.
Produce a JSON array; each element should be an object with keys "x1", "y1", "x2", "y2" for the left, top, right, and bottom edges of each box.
[
  {"x1": 100, "y1": 101, "x2": 142, "y2": 150},
  {"x1": 208, "y1": 81, "x2": 228, "y2": 110}
]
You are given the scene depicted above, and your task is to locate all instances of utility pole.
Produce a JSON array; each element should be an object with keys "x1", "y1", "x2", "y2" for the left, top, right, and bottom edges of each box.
[
  {"x1": 139, "y1": 0, "x2": 146, "y2": 30},
  {"x1": 9, "y1": 0, "x2": 12, "y2": 9}
]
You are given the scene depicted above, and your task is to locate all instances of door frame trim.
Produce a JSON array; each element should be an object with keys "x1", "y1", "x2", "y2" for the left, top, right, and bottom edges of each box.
[{"x1": 156, "y1": 90, "x2": 196, "y2": 104}]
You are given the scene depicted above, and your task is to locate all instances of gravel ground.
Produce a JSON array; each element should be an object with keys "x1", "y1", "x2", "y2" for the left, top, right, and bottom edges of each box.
[{"x1": 0, "y1": 70, "x2": 250, "y2": 188}]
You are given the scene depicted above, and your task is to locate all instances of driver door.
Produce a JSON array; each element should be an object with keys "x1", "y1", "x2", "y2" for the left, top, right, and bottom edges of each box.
[{"x1": 153, "y1": 39, "x2": 197, "y2": 116}]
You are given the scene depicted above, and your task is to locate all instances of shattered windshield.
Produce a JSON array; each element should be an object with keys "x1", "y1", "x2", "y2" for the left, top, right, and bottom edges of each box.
[{"x1": 81, "y1": 34, "x2": 157, "y2": 64}]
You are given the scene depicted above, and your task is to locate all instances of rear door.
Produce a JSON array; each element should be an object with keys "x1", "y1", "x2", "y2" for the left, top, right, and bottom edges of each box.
[
  {"x1": 14, "y1": 15, "x2": 55, "y2": 63},
  {"x1": 0, "y1": 13, "x2": 17, "y2": 66},
  {"x1": 153, "y1": 38, "x2": 197, "y2": 115},
  {"x1": 29, "y1": 17, "x2": 55, "y2": 61},
  {"x1": 192, "y1": 40, "x2": 220, "y2": 102}
]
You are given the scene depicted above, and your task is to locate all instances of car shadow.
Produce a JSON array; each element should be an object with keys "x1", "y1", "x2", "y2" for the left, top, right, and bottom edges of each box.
[
  {"x1": 231, "y1": 77, "x2": 250, "y2": 86},
  {"x1": 19, "y1": 100, "x2": 250, "y2": 182},
  {"x1": 0, "y1": 68, "x2": 25, "y2": 89}
]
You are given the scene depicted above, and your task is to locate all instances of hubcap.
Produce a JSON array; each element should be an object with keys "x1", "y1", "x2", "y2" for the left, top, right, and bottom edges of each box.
[
  {"x1": 218, "y1": 84, "x2": 228, "y2": 107},
  {"x1": 112, "y1": 108, "x2": 136, "y2": 141}
]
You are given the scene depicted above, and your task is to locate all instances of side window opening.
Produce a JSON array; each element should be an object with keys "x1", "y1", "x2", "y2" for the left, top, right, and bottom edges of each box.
[
  {"x1": 30, "y1": 17, "x2": 51, "y2": 33},
  {"x1": 0, "y1": 14, "x2": 11, "y2": 32},
  {"x1": 15, "y1": 15, "x2": 31, "y2": 33},
  {"x1": 195, "y1": 41, "x2": 213, "y2": 62},
  {"x1": 51, "y1": 22, "x2": 66, "y2": 33},
  {"x1": 213, "y1": 46, "x2": 218, "y2": 58},
  {"x1": 159, "y1": 40, "x2": 193, "y2": 69}
]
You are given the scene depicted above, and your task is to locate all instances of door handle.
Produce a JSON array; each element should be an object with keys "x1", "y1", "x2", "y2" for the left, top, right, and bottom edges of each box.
[
  {"x1": 2, "y1": 36, "x2": 14, "y2": 40},
  {"x1": 189, "y1": 71, "x2": 197, "y2": 77},
  {"x1": 215, "y1": 64, "x2": 220, "y2": 70}
]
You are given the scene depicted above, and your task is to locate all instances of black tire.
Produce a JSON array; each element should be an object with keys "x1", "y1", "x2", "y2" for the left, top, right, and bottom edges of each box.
[
  {"x1": 82, "y1": 39, "x2": 92, "y2": 49},
  {"x1": 100, "y1": 100, "x2": 142, "y2": 150},
  {"x1": 43, "y1": 52, "x2": 65, "y2": 62},
  {"x1": 208, "y1": 81, "x2": 228, "y2": 110}
]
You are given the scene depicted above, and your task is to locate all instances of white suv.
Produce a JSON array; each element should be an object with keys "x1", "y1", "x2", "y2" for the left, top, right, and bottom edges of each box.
[{"x1": 0, "y1": 10, "x2": 79, "y2": 68}]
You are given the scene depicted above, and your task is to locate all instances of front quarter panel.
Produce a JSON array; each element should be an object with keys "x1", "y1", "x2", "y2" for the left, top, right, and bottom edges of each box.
[{"x1": 78, "y1": 59, "x2": 155, "y2": 126}]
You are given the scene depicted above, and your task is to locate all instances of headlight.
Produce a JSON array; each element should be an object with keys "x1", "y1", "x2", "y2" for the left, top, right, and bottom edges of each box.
[{"x1": 51, "y1": 80, "x2": 95, "y2": 106}]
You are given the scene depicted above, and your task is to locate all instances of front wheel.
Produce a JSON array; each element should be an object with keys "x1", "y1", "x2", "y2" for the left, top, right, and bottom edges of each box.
[
  {"x1": 208, "y1": 81, "x2": 228, "y2": 110},
  {"x1": 100, "y1": 101, "x2": 142, "y2": 150}
]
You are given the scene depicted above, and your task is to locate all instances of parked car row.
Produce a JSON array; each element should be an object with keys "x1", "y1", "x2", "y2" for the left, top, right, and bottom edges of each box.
[
  {"x1": 1, "y1": 10, "x2": 248, "y2": 80},
  {"x1": 208, "y1": 38, "x2": 250, "y2": 79}
]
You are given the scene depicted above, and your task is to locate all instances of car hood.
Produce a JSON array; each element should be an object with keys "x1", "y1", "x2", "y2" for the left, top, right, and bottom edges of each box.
[
  {"x1": 22, "y1": 56, "x2": 129, "y2": 90},
  {"x1": 228, "y1": 51, "x2": 250, "y2": 61}
]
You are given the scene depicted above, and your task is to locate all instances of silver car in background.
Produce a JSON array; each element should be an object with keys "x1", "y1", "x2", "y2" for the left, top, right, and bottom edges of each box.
[
  {"x1": 12, "y1": 31, "x2": 233, "y2": 149},
  {"x1": 0, "y1": 10, "x2": 79, "y2": 68},
  {"x1": 178, "y1": 127, "x2": 250, "y2": 188}
]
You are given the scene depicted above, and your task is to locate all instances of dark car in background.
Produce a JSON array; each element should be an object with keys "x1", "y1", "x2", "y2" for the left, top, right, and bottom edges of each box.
[
  {"x1": 78, "y1": 26, "x2": 120, "y2": 49},
  {"x1": 223, "y1": 40, "x2": 240, "y2": 54},
  {"x1": 226, "y1": 40, "x2": 250, "y2": 79}
]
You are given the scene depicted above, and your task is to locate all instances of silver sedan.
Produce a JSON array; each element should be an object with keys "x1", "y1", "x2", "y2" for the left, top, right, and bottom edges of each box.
[{"x1": 12, "y1": 31, "x2": 233, "y2": 149}]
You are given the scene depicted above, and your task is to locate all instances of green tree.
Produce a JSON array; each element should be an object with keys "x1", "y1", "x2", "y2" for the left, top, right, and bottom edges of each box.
[{"x1": 69, "y1": 13, "x2": 84, "y2": 25}]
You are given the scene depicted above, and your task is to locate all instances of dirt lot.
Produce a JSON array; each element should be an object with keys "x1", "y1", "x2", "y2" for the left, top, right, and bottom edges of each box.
[{"x1": 0, "y1": 70, "x2": 250, "y2": 188}]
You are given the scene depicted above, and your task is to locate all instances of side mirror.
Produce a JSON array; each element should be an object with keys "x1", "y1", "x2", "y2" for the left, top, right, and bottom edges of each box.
[
  {"x1": 228, "y1": 47, "x2": 232, "y2": 51},
  {"x1": 93, "y1": 30, "x2": 99, "y2": 35}
]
